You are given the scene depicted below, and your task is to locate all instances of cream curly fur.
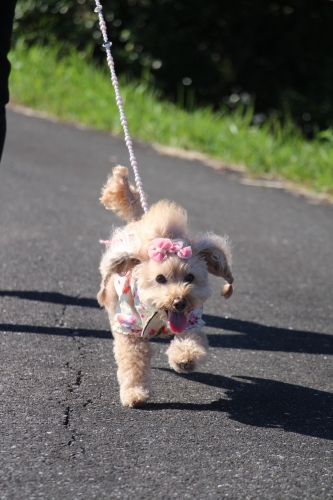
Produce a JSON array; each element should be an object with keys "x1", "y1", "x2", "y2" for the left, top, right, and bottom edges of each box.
[{"x1": 98, "y1": 166, "x2": 234, "y2": 407}]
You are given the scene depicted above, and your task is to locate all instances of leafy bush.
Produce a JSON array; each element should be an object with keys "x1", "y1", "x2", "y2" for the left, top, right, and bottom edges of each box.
[{"x1": 13, "y1": 0, "x2": 333, "y2": 132}]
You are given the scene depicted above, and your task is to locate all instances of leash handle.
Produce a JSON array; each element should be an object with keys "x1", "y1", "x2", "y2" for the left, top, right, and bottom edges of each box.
[{"x1": 94, "y1": 1, "x2": 149, "y2": 214}]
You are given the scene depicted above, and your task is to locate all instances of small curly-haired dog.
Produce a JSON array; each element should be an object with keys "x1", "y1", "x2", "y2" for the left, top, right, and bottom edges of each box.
[{"x1": 98, "y1": 166, "x2": 234, "y2": 407}]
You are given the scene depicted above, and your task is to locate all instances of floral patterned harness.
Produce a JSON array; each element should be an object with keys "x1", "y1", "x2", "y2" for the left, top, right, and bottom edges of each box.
[{"x1": 113, "y1": 273, "x2": 205, "y2": 339}]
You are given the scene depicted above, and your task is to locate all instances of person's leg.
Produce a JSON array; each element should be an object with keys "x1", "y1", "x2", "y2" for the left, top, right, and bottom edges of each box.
[
  {"x1": 0, "y1": 107, "x2": 5, "y2": 161},
  {"x1": 0, "y1": 0, "x2": 18, "y2": 161}
]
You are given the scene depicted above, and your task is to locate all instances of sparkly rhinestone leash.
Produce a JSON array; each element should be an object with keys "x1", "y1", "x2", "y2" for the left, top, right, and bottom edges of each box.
[{"x1": 94, "y1": 0, "x2": 149, "y2": 214}]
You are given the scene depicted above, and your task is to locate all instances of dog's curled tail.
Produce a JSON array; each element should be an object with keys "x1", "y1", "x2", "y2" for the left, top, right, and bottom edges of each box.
[{"x1": 100, "y1": 166, "x2": 145, "y2": 222}]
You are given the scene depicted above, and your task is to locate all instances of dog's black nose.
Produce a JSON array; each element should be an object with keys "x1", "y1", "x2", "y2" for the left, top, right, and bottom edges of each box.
[{"x1": 173, "y1": 298, "x2": 187, "y2": 311}]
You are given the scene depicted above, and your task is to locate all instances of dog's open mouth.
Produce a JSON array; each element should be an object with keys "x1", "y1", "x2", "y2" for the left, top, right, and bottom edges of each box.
[{"x1": 166, "y1": 310, "x2": 188, "y2": 334}]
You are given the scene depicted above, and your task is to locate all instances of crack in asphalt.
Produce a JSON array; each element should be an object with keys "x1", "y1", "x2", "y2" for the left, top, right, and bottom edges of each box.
[
  {"x1": 60, "y1": 338, "x2": 89, "y2": 459},
  {"x1": 63, "y1": 406, "x2": 70, "y2": 428}
]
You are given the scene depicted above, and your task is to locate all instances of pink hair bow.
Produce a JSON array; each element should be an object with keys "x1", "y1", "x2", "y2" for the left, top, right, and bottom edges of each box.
[{"x1": 148, "y1": 238, "x2": 192, "y2": 262}]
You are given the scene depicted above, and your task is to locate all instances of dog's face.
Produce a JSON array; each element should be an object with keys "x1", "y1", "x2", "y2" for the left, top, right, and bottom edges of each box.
[
  {"x1": 98, "y1": 230, "x2": 234, "y2": 334},
  {"x1": 133, "y1": 255, "x2": 212, "y2": 333}
]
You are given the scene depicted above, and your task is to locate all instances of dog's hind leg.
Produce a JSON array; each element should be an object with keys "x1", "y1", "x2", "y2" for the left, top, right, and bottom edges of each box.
[
  {"x1": 166, "y1": 329, "x2": 209, "y2": 374},
  {"x1": 113, "y1": 331, "x2": 153, "y2": 407}
]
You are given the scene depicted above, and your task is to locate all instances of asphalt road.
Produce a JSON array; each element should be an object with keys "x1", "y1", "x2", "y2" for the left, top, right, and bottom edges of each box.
[{"x1": 1, "y1": 108, "x2": 332, "y2": 500}]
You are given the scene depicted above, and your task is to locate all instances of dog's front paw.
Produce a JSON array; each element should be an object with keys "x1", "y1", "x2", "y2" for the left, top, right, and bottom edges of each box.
[
  {"x1": 176, "y1": 360, "x2": 195, "y2": 373},
  {"x1": 120, "y1": 386, "x2": 149, "y2": 407},
  {"x1": 169, "y1": 357, "x2": 196, "y2": 374},
  {"x1": 166, "y1": 331, "x2": 208, "y2": 374}
]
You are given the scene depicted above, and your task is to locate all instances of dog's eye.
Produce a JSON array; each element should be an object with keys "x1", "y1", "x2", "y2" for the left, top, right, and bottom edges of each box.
[
  {"x1": 156, "y1": 275, "x2": 167, "y2": 284},
  {"x1": 184, "y1": 274, "x2": 194, "y2": 283}
]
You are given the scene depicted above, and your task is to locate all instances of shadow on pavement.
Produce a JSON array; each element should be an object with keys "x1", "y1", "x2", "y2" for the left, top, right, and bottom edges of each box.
[
  {"x1": 0, "y1": 324, "x2": 111, "y2": 338},
  {"x1": 204, "y1": 315, "x2": 333, "y2": 355},
  {"x1": 0, "y1": 290, "x2": 99, "y2": 308},
  {"x1": 145, "y1": 369, "x2": 333, "y2": 440},
  {"x1": 0, "y1": 290, "x2": 332, "y2": 354}
]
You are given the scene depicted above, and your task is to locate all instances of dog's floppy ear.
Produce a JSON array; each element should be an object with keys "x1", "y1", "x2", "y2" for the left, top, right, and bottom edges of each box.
[
  {"x1": 193, "y1": 234, "x2": 234, "y2": 299},
  {"x1": 97, "y1": 252, "x2": 140, "y2": 308},
  {"x1": 104, "y1": 252, "x2": 141, "y2": 276}
]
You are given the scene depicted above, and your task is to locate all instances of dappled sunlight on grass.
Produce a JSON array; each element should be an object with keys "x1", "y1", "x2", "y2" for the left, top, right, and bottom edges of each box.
[{"x1": 9, "y1": 44, "x2": 333, "y2": 197}]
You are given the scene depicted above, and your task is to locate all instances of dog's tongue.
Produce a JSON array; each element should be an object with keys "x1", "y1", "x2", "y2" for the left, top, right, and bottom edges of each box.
[{"x1": 168, "y1": 311, "x2": 188, "y2": 334}]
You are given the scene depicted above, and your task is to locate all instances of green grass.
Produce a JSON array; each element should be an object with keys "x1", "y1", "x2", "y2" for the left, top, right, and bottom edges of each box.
[{"x1": 9, "y1": 43, "x2": 333, "y2": 197}]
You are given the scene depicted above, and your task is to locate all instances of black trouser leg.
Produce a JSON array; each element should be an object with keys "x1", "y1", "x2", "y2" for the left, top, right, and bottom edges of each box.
[
  {"x1": 0, "y1": 0, "x2": 18, "y2": 162},
  {"x1": 0, "y1": 106, "x2": 6, "y2": 161}
]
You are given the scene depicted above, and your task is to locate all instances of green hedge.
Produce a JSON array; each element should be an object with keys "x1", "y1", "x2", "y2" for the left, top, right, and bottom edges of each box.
[{"x1": 13, "y1": 0, "x2": 333, "y2": 133}]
